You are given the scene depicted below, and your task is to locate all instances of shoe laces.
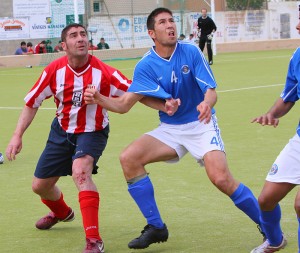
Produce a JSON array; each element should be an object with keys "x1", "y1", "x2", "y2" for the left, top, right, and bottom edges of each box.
[
  {"x1": 141, "y1": 225, "x2": 151, "y2": 234},
  {"x1": 85, "y1": 239, "x2": 103, "y2": 250},
  {"x1": 86, "y1": 239, "x2": 96, "y2": 250},
  {"x1": 43, "y1": 212, "x2": 57, "y2": 221}
]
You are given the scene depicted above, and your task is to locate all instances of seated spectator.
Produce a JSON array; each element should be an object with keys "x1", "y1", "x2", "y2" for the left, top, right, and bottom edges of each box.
[
  {"x1": 15, "y1": 41, "x2": 28, "y2": 55},
  {"x1": 46, "y1": 40, "x2": 53, "y2": 53},
  {"x1": 88, "y1": 40, "x2": 98, "y2": 50},
  {"x1": 178, "y1": 34, "x2": 186, "y2": 40},
  {"x1": 185, "y1": 34, "x2": 195, "y2": 43},
  {"x1": 27, "y1": 42, "x2": 34, "y2": 54},
  {"x1": 97, "y1": 38, "x2": 110, "y2": 50},
  {"x1": 34, "y1": 41, "x2": 47, "y2": 54},
  {"x1": 54, "y1": 40, "x2": 63, "y2": 53}
]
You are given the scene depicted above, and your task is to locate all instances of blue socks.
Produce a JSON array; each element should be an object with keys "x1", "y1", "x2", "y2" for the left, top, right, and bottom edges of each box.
[
  {"x1": 128, "y1": 176, "x2": 164, "y2": 228},
  {"x1": 230, "y1": 183, "x2": 261, "y2": 225},
  {"x1": 260, "y1": 204, "x2": 283, "y2": 246}
]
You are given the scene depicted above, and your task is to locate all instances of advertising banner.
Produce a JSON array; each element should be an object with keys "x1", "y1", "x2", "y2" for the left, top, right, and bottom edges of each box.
[{"x1": 0, "y1": 17, "x2": 30, "y2": 40}]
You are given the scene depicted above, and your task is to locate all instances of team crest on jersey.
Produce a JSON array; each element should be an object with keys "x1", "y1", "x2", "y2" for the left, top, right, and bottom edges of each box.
[
  {"x1": 268, "y1": 164, "x2": 278, "y2": 175},
  {"x1": 181, "y1": 65, "x2": 190, "y2": 74},
  {"x1": 72, "y1": 91, "x2": 83, "y2": 107}
]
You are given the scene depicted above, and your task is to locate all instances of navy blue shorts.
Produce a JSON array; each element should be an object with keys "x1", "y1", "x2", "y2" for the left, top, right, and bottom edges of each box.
[{"x1": 34, "y1": 118, "x2": 109, "y2": 179}]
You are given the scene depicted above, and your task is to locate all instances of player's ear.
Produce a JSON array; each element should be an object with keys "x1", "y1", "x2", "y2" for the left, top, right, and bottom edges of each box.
[
  {"x1": 148, "y1": 30, "x2": 156, "y2": 40},
  {"x1": 61, "y1": 41, "x2": 67, "y2": 51}
]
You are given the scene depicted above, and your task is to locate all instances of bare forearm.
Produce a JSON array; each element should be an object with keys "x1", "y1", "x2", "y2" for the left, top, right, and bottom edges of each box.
[
  {"x1": 91, "y1": 92, "x2": 142, "y2": 114},
  {"x1": 140, "y1": 97, "x2": 166, "y2": 112},
  {"x1": 13, "y1": 106, "x2": 38, "y2": 137},
  {"x1": 268, "y1": 98, "x2": 294, "y2": 119},
  {"x1": 251, "y1": 97, "x2": 295, "y2": 127},
  {"x1": 96, "y1": 95, "x2": 129, "y2": 113},
  {"x1": 204, "y1": 88, "x2": 217, "y2": 108},
  {"x1": 6, "y1": 106, "x2": 37, "y2": 161}
]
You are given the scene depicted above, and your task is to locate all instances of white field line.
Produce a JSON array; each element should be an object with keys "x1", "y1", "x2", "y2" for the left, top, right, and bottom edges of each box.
[
  {"x1": 218, "y1": 83, "x2": 283, "y2": 93},
  {"x1": 0, "y1": 83, "x2": 284, "y2": 110}
]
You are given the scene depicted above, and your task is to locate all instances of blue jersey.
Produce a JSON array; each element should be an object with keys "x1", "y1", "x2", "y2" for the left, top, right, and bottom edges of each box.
[
  {"x1": 128, "y1": 41, "x2": 217, "y2": 124},
  {"x1": 280, "y1": 47, "x2": 300, "y2": 136}
]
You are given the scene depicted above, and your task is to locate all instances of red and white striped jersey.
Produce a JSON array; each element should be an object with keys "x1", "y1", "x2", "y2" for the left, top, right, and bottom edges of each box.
[{"x1": 25, "y1": 55, "x2": 131, "y2": 133}]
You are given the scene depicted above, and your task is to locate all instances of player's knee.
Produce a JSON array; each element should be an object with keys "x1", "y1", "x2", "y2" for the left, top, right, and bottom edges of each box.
[
  {"x1": 119, "y1": 149, "x2": 136, "y2": 167},
  {"x1": 120, "y1": 149, "x2": 145, "y2": 180},
  {"x1": 32, "y1": 179, "x2": 48, "y2": 195},
  {"x1": 72, "y1": 168, "x2": 90, "y2": 185},
  {"x1": 257, "y1": 194, "x2": 276, "y2": 211},
  {"x1": 32, "y1": 182, "x2": 41, "y2": 195}
]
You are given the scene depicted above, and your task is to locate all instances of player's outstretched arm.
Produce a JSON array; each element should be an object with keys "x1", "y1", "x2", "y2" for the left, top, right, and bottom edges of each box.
[
  {"x1": 251, "y1": 98, "x2": 295, "y2": 127},
  {"x1": 6, "y1": 106, "x2": 38, "y2": 161},
  {"x1": 140, "y1": 97, "x2": 181, "y2": 116},
  {"x1": 84, "y1": 88, "x2": 142, "y2": 113}
]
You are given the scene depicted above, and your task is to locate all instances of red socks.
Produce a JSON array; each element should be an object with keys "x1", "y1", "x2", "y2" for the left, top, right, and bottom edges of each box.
[
  {"x1": 41, "y1": 191, "x2": 101, "y2": 240},
  {"x1": 79, "y1": 191, "x2": 101, "y2": 240},
  {"x1": 41, "y1": 193, "x2": 70, "y2": 219}
]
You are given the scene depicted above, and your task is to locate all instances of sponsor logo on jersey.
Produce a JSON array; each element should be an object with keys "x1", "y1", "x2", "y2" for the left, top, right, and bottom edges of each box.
[
  {"x1": 268, "y1": 164, "x2": 278, "y2": 175},
  {"x1": 181, "y1": 65, "x2": 190, "y2": 74},
  {"x1": 72, "y1": 91, "x2": 83, "y2": 107}
]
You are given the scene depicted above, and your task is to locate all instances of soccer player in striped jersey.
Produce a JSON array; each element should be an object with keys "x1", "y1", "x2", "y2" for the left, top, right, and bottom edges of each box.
[
  {"x1": 84, "y1": 7, "x2": 266, "y2": 250},
  {"x1": 250, "y1": 21, "x2": 300, "y2": 253},
  {"x1": 5, "y1": 23, "x2": 171, "y2": 253}
]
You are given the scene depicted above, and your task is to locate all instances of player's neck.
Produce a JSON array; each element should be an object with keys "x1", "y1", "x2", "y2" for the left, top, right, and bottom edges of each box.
[
  {"x1": 68, "y1": 54, "x2": 89, "y2": 69},
  {"x1": 154, "y1": 44, "x2": 175, "y2": 59}
]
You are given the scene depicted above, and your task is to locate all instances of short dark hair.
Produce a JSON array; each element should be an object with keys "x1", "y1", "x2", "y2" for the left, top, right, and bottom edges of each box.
[
  {"x1": 61, "y1": 23, "x2": 87, "y2": 42},
  {"x1": 20, "y1": 41, "x2": 26, "y2": 46},
  {"x1": 27, "y1": 42, "x2": 33, "y2": 47},
  {"x1": 147, "y1": 7, "x2": 173, "y2": 30}
]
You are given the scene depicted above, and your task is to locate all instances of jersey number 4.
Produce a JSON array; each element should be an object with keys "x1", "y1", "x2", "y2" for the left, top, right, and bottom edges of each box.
[
  {"x1": 210, "y1": 136, "x2": 219, "y2": 146},
  {"x1": 171, "y1": 71, "x2": 178, "y2": 83}
]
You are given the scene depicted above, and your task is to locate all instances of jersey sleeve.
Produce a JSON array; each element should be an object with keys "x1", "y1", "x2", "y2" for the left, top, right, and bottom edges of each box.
[
  {"x1": 24, "y1": 66, "x2": 55, "y2": 108},
  {"x1": 211, "y1": 18, "x2": 217, "y2": 32},
  {"x1": 128, "y1": 62, "x2": 172, "y2": 99},
  {"x1": 193, "y1": 46, "x2": 217, "y2": 93},
  {"x1": 109, "y1": 69, "x2": 131, "y2": 97},
  {"x1": 280, "y1": 48, "x2": 300, "y2": 103}
]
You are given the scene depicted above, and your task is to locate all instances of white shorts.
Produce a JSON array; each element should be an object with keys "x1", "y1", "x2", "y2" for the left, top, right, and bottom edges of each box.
[
  {"x1": 266, "y1": 134, "x2": 300, "y2": 184},
  {"x1": 146, "y1": 114, "x2": 225, "y2": 164}
]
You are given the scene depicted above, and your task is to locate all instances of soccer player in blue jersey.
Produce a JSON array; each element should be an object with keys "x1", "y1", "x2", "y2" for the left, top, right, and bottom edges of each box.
[
  {"x1": 250, "y1": 21, "x2": 300, "y2": 253},
  {"x1": 84, "y1": 7, "x2": 265, "y2": 250}
]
